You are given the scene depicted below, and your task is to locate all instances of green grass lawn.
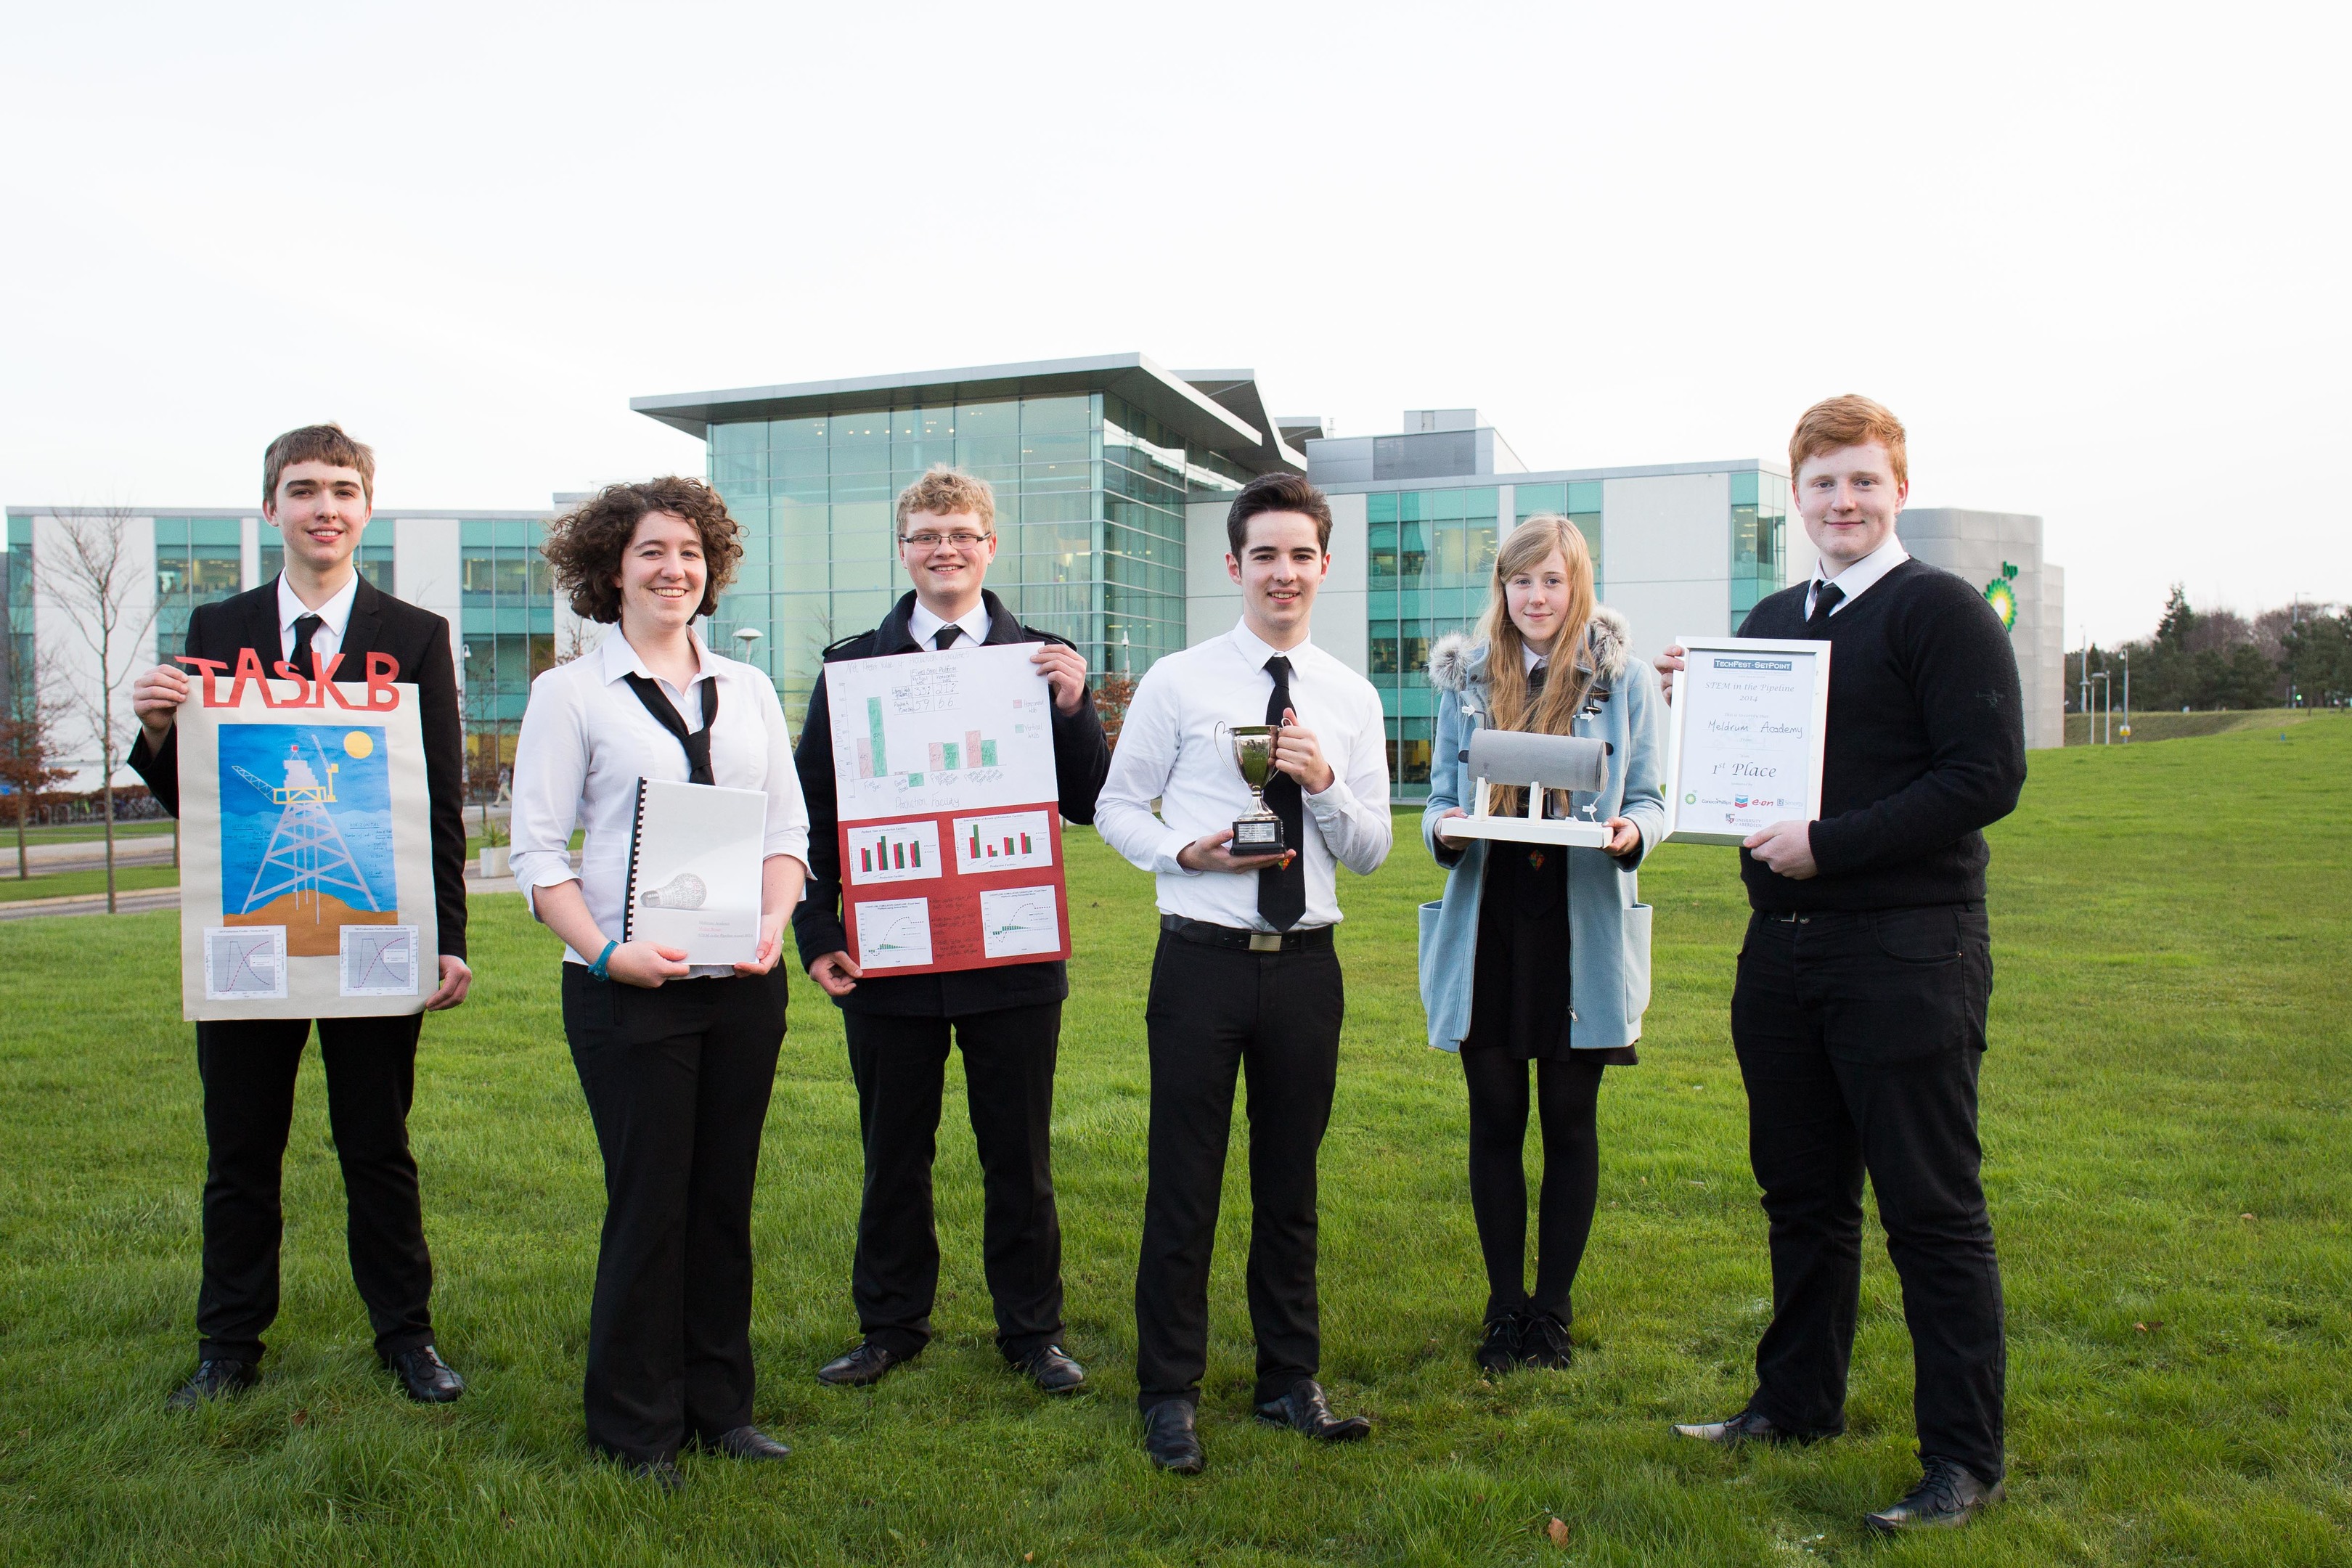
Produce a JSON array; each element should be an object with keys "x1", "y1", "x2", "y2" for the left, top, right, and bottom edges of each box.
[
  {"x1": 0, "y1": 727, "x2": 2345, "y2": 1565},
  {"x1": 2064, "y1": 706, "x2": 2343, "y2": 746},
  {"x1": 1, "y1": 817, "x2": 178, "y2": 846}
]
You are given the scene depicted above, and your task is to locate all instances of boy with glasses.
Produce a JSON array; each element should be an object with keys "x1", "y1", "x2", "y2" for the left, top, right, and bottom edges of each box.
[{"x1": 792, "y1": 465, "x2": 1111, "y2": 1394}]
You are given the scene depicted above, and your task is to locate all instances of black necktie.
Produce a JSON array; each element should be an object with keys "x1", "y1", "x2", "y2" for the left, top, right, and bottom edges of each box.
[
  {"x1": 290, "y1": 613, "x2": 323, "y2": 678},
  {"x1": 933, "y1": 624, "x2": 963, "y2": 650},
  {"x1": 1258, "y1": 655, "x2": 1307, "y2": 931},
  {"x1": 1805, "y1": 581, "x2": 1845, "y2": 637},
  {"x1": 623, "y1": 673, "x2": 720, "y2": 785}
]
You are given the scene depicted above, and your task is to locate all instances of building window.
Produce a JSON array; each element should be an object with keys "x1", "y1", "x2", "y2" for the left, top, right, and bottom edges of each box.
[
  {"x1": 1365, "y1": 486, "x2": 1499, "y2": 796},
  {"x1": 154, "y1": 518, "x2": 245, "y2": 663},
  {"x1": 458, "y1": 518, "x2": 553, "y2": 801},
  {"x1": 3, "y1": 517, "x2": 34, "y2": 724},
  {"x1": 1729, "y1": 470, "x2": 1787, "y2": 620},
  {"x1": 1511, "y1": 482, "x2": 1604, "y2": 592},
  {"x1": 706, "y1": 391, "x2": 1231, "y2": 724}
]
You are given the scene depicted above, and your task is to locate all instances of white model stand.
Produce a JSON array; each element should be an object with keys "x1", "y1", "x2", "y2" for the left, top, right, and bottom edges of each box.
[{"x1": 1434, "y1": 783, "x2": 1614, "y2": 849}]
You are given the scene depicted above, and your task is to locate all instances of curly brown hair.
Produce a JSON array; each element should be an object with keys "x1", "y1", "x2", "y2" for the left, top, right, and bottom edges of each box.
[{"x1": 542, "y1": 477, "x2": 743, "y2": 624}]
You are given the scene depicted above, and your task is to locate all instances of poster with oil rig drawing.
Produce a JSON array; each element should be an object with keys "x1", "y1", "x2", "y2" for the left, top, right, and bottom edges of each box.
[{"x1": 173, "y1": 677, "x2": 436, "y2": 1021}]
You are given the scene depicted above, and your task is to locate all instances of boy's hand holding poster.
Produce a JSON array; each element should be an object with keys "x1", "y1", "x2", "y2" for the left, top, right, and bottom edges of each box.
[
  {"x1": 173, "y1": 655, "x2": 438, "y2": 1021},
  {"x1": 824, "y1": 642, "x2": 1071, "y2": 975}
]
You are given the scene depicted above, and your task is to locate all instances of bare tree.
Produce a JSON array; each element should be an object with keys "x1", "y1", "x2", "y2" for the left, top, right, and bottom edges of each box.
[
  {"x1": 0, "y1": 647, "x2": 74, "y2": 879},
  {"x1": 39, "y1": 507, "x2": 160, "y2": 914}
]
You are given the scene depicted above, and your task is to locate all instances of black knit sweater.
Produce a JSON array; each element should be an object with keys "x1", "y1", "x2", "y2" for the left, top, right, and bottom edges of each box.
[{"x1": 1736, "y1": 558, "x2": 2026, "y2": 912}]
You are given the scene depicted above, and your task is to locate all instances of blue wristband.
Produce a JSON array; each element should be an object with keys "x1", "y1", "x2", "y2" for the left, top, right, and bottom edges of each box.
[{"x1": 590, "y1": 939, "x2": 618, "y2": 980}]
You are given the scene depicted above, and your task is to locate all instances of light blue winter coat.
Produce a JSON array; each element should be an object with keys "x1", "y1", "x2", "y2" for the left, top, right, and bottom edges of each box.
[{"x1": 1416, "y1": 608, "x2": 1667, "y2": 1053}]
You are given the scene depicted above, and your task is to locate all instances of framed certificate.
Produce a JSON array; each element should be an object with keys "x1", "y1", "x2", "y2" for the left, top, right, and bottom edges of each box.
[{"x1": 1664, "y1": 635, "x2": 1832, "y2": 846}]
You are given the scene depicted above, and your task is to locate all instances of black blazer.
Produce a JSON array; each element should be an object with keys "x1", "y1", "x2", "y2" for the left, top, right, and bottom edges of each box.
[
  {"x1": 791, "y1": 589, "x2": 1111, "y2": 1018},
  {"x1": 128, "y1": 575, "x2": 470, "y2": 960}
]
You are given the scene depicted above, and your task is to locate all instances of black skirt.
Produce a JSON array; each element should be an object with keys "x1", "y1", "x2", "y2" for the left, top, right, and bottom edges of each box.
[{"x1": 1461, "y1": 834, "x2": 1639, "y2": 1065}]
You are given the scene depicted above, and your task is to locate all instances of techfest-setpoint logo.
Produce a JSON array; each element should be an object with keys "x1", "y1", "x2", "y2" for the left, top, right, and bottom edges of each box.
[{"x1": 1983, "y1": 562, "x2": 2020, "y2": 632}]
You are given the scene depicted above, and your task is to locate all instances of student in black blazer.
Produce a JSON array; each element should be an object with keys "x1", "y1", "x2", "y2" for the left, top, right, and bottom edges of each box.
[
  {"x1": 128, "y1": 425, "x2": 473, "y2": 1410},
  {"x1": 793, "y1": 466, "x2": 1110, "y2": 1394}
]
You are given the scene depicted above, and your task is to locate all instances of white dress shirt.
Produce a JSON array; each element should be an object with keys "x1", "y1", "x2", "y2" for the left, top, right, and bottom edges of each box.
[
  {"x1": 1805, "y1": 533, "x2": 1911, "y2": 620},
  {"x1": 276, "y1": 571, "x2": 360, "y2": 663},
  {"x1": 1096, "y1": 621, "x2": 1392, "y2": 931},
  {"x1": 907, "y1": 599, "x2": 992, "y2": 650},
  {"x1": 509, "y1": 627, "x2": 811, "y2": 973}
]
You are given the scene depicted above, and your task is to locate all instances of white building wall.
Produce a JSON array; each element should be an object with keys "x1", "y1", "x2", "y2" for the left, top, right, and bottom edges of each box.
[
  {"x1": 1600, "y1": 471, "x2": 1731, "y2": 661},
  {"x1": 1185, "y1": 499, "x2": 1241, "y2": 648},
  {"x1": 1318, "y1": 491, "x2": 1368, "y2": 675},
  {"x1": 393, "y1": 517, "x2": 464, "y2": 679},
  {"x1": 1896, "y1": 507, "x2": 2065, "y2": 749}
]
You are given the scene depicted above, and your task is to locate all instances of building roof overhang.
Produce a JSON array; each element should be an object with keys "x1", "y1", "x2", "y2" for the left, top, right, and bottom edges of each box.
[{"x1": 630, "y1": 352, "x2": 1303, "y2": 475}]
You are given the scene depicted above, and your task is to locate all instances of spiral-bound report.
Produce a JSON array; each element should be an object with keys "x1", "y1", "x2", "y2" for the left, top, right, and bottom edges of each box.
[{"x1": 621, "y1": 777, "x2": 767, "y2": 963}]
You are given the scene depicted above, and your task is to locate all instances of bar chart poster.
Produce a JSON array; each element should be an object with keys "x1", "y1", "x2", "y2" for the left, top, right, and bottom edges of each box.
[
  {"x1": 841, "y1": 808, "x2": 1069, "y2": 974},
  {"x1": 825, "y1": 643, "x2": 1057, "y2": 820},
  {"x1": 827, "y1": 643, "x2": 1069, "y2": 974}
]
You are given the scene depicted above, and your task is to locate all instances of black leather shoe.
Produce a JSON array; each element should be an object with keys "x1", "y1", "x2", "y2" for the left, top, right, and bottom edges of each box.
[
  {"x1": 1254, "y1": 1379, "x2": 1372, "y2": 1442},
  {"x1": 1863, "y1": 1458, "x2": 2004, "y2": 1532},
  {"x1": 707, "y1": 1425, "x2": 791, "y2": 1461},
  {"x1": 1013, "y1": 1344, "x2": 1087, "y2": 1395},
  {"x1": 1519, "y1": 1310, "x2": 1572, "y2": 1370},
  {"x1": 1474, "y1": 1312, "x2": 1522, "y2": 1374},
  {"x1": 629, "y1": 1459, "x2": 685, "y2": 1492},
  {"x1": 385, "y1": 1344, "x2": 465, "y2": 1404},
  {"x1": 816, "y1": 1341, "x2": 905, "y2": 1387},
  {"x1": 1141, "y1": 1400, "x2": 1204, "y2": 1474},
  {"x1": 1671, "y1": 1408, "x2": 1801, "y2": 1445},
  {"x1": 166, "y1": 1358, "x2": 258, "y2": 1410}
]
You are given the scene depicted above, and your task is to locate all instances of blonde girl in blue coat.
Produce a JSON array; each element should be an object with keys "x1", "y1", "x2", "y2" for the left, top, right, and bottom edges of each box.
[{"x1": 1417, "y1": 514, "x2": 1665, "y2": 1373}]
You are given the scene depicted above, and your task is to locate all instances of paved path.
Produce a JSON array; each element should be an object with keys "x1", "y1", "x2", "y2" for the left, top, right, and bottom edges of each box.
[
  {"x1": 0, "y1": 853, "x2": 568, "y2": 923},
  {"x1": 7, "y1": 836, "x2": 179, "y2": 875}
]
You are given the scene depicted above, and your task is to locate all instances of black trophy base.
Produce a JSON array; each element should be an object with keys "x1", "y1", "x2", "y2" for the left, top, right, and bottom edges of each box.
[{"x1": 1231, "y1": 816, "x2": 1286, "y2": 854}]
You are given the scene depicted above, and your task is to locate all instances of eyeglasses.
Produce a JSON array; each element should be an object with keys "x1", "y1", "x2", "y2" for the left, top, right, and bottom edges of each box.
[{"x1": 899, "y1": 531, "x2": 993, "y2": 551}]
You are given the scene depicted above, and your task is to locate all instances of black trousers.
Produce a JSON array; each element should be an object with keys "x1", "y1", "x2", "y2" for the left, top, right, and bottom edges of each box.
[
  {"x1": 194, "y1": 1014, "x2": 434, "y2": 1364},
  {"x1": 1135, "y1": 932, "x2": 1343, "y2": 1410},
  {"x1": 841, "y1": 1003, "x2": 1066, "y2": 1361},
  {"x1": 1460, "y1": 1050, "x2": 1606, "y2": 1323},
  {"x1": 1731, "y1": 904, "x2": 2006, "y2": 1483},
  {"x1": 563, "y1": 965, "x2": 787, "y2": 1466}
]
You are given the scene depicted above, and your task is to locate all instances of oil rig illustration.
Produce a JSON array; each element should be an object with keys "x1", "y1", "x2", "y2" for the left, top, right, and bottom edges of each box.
[{"x1": 232, "y1": 738, "x2": 380, "y2": 917}]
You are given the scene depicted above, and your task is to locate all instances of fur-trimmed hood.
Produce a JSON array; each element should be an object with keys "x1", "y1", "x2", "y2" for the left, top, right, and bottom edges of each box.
[{"x1": 1426, "y1": 605, "x2": 1633, "y2": 693}]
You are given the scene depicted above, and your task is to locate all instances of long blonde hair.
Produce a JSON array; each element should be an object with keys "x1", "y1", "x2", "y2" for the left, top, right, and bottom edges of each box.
[{"x1": 1474, "y1": 514, "x2": 1598, "y2": 814}]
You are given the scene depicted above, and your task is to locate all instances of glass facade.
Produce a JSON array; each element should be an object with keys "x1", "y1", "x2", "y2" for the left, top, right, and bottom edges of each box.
[
  {"x1": 258, "y1": 533, "x2": 393, "y2": 595},
  {"x1": 1508, "y1": 481, "x2": 1604, "y2": 589},
  {"x1": 705, "y1": 392, "x2": 1244, "y2": 722},
  {"x1": 153, "y1": 517, "x2": 245, "y2": 662},
  {"x1": 1365, "y1": 486, "x2": 1502, "y2": 791},
  {"x1": 459, "y1": 518, "x2": 552, "y2": 795},
  {"x1": 1728, "y1": 470, "x2": 1788, "y2": 621},
  {"x1": 3, "y1": 517, "x2": 33, "y2": 726}
]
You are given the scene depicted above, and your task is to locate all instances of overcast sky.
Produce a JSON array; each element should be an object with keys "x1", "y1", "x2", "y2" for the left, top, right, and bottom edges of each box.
[{"x1": 4, "y1": 1, "x2": 2343, "y2": 643}]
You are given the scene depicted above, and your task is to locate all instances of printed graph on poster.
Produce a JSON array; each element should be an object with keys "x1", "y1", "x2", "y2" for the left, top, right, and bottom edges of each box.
[
  {"x1": 205, "y1": 926, "x2": 289, "y2": 1000},
  {"x1": 826, "y1": 645, "x2": 1057, "y2": 818},
  {"x1": 846, "y1": 820, "x2": 944, "y2": 886},
  {"x1": 855, "y1": 897, "x2": 935, "y2": 969},
  {"x1": 341, "y1": 925, "x2": 422, "y2": 997},
  {"x1": 979, "y1": 884, "x2": 1061, "y2": 960},
  {"x1": 952, "y1": 810, "x2": 1055, "y2": 874}
]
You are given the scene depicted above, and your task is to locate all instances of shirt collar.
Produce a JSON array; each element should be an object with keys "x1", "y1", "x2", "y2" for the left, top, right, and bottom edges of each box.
[
  {"x1": 1810, "y1": 531, "x2": 1911, "y2": 612},
  {"x1": 598, "y1": 624, "x2": 714, "y2": 688},
  {"x1": 1522, "y1": 642, "x2": 1548, "y2": 674},
  {"x1": 277, "y1": 571, "x2": 360, "y2": 639},
  {"x1": 1228, "y1": 618, "x2": 1313, "y2": 671},
  {"x1": 907, "y1": 597, "x2": 992, "y2": 650}
]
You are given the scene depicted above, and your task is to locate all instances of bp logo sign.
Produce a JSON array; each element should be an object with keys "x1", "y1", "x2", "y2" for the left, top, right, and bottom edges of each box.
[{"x1": 1983, "y1": 561, "x2": 2020, "y2": 632}]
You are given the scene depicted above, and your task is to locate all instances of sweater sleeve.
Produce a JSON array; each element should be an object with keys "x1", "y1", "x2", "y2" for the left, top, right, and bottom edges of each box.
[{"x1": 1806, "y1": 587, "x2": 2028, "y2": 878}]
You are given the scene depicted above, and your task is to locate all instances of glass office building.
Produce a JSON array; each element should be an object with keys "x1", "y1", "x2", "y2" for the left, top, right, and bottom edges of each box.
[
  {"x1": 459, "y1": 516, "x2": 554, "y2": 784},
  {"x1": 152, "y1": 516, "x2": 246, "y2": 663},
  {"x1": 637, "y1": 355, "x2": 1294, "y2": 722}
]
